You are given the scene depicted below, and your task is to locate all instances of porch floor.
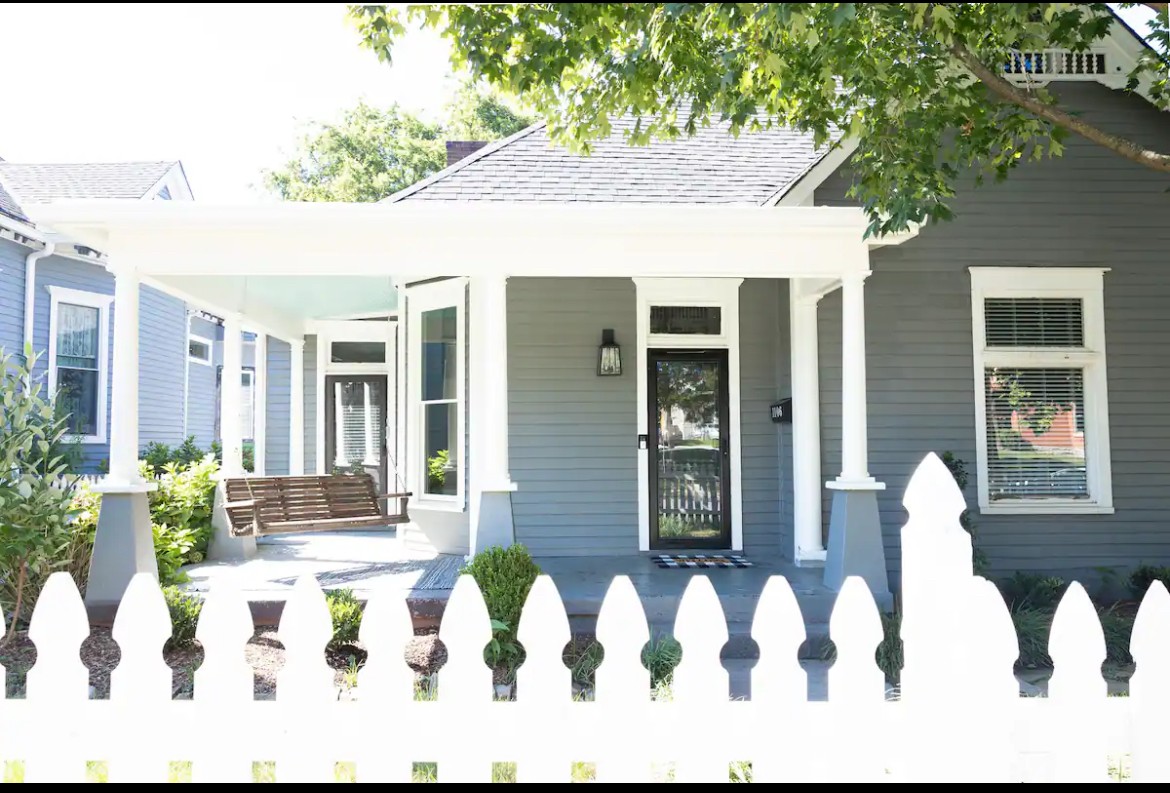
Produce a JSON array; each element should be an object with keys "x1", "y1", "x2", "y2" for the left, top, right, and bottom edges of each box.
[{"x1": 181, "y1": 531, "x2": 838, "y2": 641}]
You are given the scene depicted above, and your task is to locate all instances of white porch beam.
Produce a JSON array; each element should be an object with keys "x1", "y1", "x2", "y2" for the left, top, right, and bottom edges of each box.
[
  {"x1": 220, "y1": 313, "x2": 246, "y2": 476},
  {"x1": 253, "y1": 331, "x2": 267, "y2": 475},
  {"x1": 790, "y1": 281, "x2": 826, "y2": 564},
  {"x1": 290, "y1": 338, "x2": 305, "y2": 475},
  {"x1": 468, "y1": 274, "x2": 517, "y2": 554}
]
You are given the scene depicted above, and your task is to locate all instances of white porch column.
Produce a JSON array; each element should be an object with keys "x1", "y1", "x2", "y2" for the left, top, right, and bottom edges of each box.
[
  {"x1": 836, "y1": 272, "x2": 875, "y2": 485},
  {"x1": 290, "y1": 338, "x2": 305, "y2": 475},
  {"x1": 107, "y1": 265, "x2": 145, "y2": 485},
  {"x1": 824, "y1": 269, "x2": 890, "y2": 607},
  {"x1": 789, "y1": 281, "x2": 825, "y2": 565},
  {"x1": 468, "y1": 274, "x2": 517, "y2": 555},
  {"x1": 86, "y1": 263, "x2": 157, "y2": 612},
  {"x1": 220, "y1": 313, "x2": 245, "y2": 476},
  {"x1": 253, "y1": 331, "x2": 267, "y2": 475}
]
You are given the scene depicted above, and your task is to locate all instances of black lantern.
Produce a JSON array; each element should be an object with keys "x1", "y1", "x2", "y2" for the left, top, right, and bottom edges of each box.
[{"x1": 597, "y1": 328, "x2": 622, "y2": 376}]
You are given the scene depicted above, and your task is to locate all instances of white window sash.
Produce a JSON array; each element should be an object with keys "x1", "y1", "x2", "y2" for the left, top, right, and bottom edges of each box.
[
  {"x1": 970, "y1": 267, "x2": 1113, "y2": 515},
  {"x1": 407, "y1": 278, "x2": 466, "y2": 510},
  {"x1": 46, "y1": 286, "x2": 113, "y2": 445},
  {"x1": 188, "y1": 333, "x2": 213, "y2": 365}
]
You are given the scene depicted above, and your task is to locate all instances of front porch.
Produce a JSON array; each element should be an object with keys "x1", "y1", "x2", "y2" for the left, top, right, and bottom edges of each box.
[{"x1": 35, "y1": 202, "x2": 912, "y2": 612}]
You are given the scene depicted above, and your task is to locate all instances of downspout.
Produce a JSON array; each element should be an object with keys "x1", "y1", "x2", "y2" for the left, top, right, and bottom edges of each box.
[{"x1": 24, "y1": 240, "x2": 56, "y2": 359}]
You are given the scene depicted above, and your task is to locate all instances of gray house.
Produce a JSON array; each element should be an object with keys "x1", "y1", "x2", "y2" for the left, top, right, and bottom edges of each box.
[
  {"x1": 0, "y1": 160, "x2": 284, "y2": 472},
  {"x1": 34, "y1": 14, "x2": 1170, "y2": 607}
]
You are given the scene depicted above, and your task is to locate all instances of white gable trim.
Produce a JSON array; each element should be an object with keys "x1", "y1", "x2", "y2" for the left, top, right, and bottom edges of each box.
[{"x1": 144, "y1": 163, "x2": 194, "y2": 202}]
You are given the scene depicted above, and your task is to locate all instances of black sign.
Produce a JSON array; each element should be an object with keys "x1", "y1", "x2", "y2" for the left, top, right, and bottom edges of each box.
[{"x1": 770, "y1": 398, "x2": 793, "y2": 424}]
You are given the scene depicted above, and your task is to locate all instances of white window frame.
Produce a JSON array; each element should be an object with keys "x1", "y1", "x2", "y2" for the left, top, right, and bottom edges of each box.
[
  {"x1": 46, "y1": 286, "x2": 113, "y2": 445},
  {"x1": 407, "y1": 279, "x2": 466, "y2": 511},
  {"x1": 633, "y1": 277, "x2": 745, "y2": 550},
  {"x1": 970, "y1": 267, "x2": 1113, "y2": 515},
  {"x1": 187, "y1": 333, "x2": 213, "y2": 366}
]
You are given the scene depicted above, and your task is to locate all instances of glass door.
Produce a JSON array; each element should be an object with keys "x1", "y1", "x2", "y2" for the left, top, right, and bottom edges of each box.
[
  {"x1": 648, "y1": 349, "x2": 731, "y2": 549},
  {"x1": 326, "y1": 375, "x2": 389, "y2": 506}
]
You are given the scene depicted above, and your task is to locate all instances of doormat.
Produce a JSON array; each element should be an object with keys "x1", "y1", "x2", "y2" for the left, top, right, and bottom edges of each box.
[{"x1": 652, "y1": 553, "x2": 753, "y2": 569}]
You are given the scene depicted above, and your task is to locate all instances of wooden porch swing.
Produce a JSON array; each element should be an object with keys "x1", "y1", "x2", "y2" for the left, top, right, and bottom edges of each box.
[{"x1": 223, "y1": 458, "x2": 411, "y2": 538}]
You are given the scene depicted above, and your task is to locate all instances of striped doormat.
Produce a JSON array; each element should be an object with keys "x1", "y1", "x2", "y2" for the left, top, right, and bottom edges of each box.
[{"x1": 652, "y1": 553, "x2": 753, "y2": 569}]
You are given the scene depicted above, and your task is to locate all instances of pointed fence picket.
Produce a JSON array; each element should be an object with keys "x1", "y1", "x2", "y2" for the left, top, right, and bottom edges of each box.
[{"x1": 1, "y1": 452, "x2": 1168, "y2": 782}]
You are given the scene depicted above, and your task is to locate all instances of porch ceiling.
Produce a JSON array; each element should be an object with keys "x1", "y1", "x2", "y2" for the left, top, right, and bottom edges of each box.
[
  {"x1": 155, "y1": 274, "x2": 398, "y2": 323},
  {"x1": 31, "y1": 200, "x2": 893, "y2": 282}
]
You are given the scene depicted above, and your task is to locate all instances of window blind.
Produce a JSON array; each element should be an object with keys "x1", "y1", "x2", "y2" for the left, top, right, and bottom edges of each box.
[{"x1": 984, "y1": 298, "x2": 1084, "y2": 348}]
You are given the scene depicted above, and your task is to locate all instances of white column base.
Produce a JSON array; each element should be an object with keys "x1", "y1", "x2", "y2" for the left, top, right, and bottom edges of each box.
[
  {"x1": 470, "y1": 485, "x2": 518, "y2": 555},
  {"x1": 826, "y1": 477, "x2": 886, "y2": 491},
  {"x1": 795, "y1": 548, "x2": 828, "y2": 567}
]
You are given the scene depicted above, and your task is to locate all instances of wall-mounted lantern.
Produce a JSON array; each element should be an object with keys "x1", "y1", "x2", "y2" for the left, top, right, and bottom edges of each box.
[{"x1": 597, "y1": 329, "x2": 622, "y2": 376}]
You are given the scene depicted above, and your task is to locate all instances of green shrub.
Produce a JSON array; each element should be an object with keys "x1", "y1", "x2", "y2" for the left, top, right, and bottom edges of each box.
[
  {"x1": 1000, "y1": 571, "x2": 1068, "y2": 612},
  {"x1": 326, "y1": 588, "x2": 363, "y2": 648},
  {"x1": 142, "y1": 442, "x2": 174, "y2": 476},
  {"x1": 461, "y1": 544, "x2": 541, "y2": 645},
  {"x1": 0, "y1": 348, "x2": 81, "y2": 639},
  {"x1": 163, "y1": 585, "x2": 203, "y2": 651},
  {"x1": 940, "y1": 452, "x2": 988, "y2": 575},
  {"x1": 1098, "y1": 605, "x2": 1134, "y2": 665},
  {"x1": 1012, "y1": 606, "x2": 1053, "y2": 668},
  {"x1": 147, "y1": 455, "x2": 219, "y2": 578},
  {"x1": 568, "y1": 639, "x2": 605, "y2": 687},
  {"x1": 1128, "y1": 565, "x2": 1170, "y2": 600},
  {"x1": 641, "y1": 632, "x2": 682, "y2": 688},
  {"x1": 877, "y1": 609, "x2": 904, "y2": 683}
]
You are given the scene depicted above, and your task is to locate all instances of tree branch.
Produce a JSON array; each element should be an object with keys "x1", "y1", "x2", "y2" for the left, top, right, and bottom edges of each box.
[
  {"x1": 1142, "y1": 3, "x2": 1167, "y2": 12},
  {"x1": 949, "y1": 42, "x2": 1170, "y2": 173}
]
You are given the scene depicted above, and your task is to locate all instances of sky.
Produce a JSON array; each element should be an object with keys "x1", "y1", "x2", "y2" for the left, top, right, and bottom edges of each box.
[
  {"x1": 0, "y1": 4, "x2": 455, "y2": 202},
  {"x1": 0, "y1": 3, "x2": 1162, "y2": 204}
]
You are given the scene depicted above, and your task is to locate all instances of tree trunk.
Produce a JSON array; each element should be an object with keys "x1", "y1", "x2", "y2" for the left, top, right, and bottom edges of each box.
[{"x1": 2, "y1": 560, "x2": 28, "y2": 646}]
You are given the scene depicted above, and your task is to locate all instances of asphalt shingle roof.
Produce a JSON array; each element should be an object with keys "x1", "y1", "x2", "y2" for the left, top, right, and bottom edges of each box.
[
  {"x1": 0, "y1": 161, "x2": 177, "y2": 210},
  {"x1": 391, "y1": 118, "x2": 829, "y2": 205},
  {"x1": 0, "y1": 177, "x2": 26, "y2": 222}
]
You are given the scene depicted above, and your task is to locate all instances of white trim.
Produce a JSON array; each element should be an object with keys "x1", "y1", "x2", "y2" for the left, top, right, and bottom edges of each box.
[
  {"x1": 289, "y1": 338, "x2": 305, "y2": 475},
  {"x1": 407, "y1": 278, "x2": 467, "y2": 511},
  {"x1": 187, "y1": 332, "x2": 213, "y2": 365},
  {"x1": 790, "y1": 280, "x2": 825, "y2": 563},
  {"x1": 46, "y1": 285, "x2": 113, "y2": 444},
  {"x1": 253, "y1": 333, "x2": 267, "y2": 475},
  {"x1": 144, "y1": 163, "x2": 194, "y2": 202},
  {"x1": 634, "y1": 277, "x2": 744, "y2": 551},
  {"x1": 311, "y1": 320, "x2": 397, "y2": 473},
  {"x1": 771, "y1": 141, "x2": 858, "y2": 207},
  {"x1": 970, "y1": 267, "x2": 1113, "y2": 515}
]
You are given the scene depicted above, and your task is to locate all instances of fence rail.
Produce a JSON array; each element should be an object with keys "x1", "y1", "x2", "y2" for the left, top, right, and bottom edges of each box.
[{"x1": 4, "y1": 453, "x2": 1170, "y2": 782}]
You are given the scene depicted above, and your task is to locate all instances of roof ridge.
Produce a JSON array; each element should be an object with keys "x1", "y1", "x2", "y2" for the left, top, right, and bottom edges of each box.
[
  {"x1": 384, "y1": 120, "x2": 549, "y2": 203},
  {"x1": 0, "y1": 159, "x2": 177, "y2": 167}
]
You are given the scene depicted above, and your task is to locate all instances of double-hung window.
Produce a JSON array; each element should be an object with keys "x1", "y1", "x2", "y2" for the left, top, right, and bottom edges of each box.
[
  {"x1": 970, "y1": 267, "x2": 1112, "y2": 514},
  {"x1": 48, "y1": 286, "x2": 112, "y2": 443},
  {"x1": 408, "y1": 279, "x2": 465, "y2": 506}
]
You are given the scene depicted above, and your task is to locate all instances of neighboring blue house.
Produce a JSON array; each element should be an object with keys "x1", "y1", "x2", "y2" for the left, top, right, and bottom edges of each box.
[{"x1": 0, "y1": 158, "x2": 286, "y2": 473}]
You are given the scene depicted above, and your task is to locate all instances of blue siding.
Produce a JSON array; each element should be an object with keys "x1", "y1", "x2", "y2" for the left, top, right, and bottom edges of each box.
[
  {"x1": 0, "y1": 238, "x2": 28, "y2": 356},
  {"x1": 137, "y1": 285, "x2": 188, "y2": 448},
  {"x1": 185, "y1": 315, "x2": 218, "y2": 448},
  {"x1": 265, "y1": 337, "x2": 291, "y2": 474},
  {"x1": 33, "y1": 257, "x2": 115, "y2": 471}
]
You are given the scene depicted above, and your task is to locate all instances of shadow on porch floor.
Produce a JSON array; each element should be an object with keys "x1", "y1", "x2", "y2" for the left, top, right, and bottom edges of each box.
[{"x1": 181, "y1": 532, "x2": 839, "y2": 652}]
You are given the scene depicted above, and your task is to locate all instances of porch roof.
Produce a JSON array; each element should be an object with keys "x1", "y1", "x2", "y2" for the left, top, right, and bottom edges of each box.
[{"x1": 32, "y1": 200, "x2": 906, "y2": 339}]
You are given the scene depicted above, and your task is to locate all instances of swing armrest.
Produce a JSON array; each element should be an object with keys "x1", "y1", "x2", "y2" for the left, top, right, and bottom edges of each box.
[
  {"x1": 224, "y1": 498, "x2": 265, "y2": 509},
  {"x1": 376, "y1": 492, "x2": 413, "y2": 500}
]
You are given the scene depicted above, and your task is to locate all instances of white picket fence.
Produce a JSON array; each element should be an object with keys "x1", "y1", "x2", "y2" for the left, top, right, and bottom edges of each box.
[{"x1": 3, "y1": 452, "x2": 1170, "y2": 782}]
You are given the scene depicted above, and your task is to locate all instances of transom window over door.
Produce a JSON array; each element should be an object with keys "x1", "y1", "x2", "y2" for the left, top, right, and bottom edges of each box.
[
  {"x1": 971, "y1": 268, "x2": 1112, "y2": 514},
  {"x1": 48, "y1": 287, "x2": 112, "y2": 443}
]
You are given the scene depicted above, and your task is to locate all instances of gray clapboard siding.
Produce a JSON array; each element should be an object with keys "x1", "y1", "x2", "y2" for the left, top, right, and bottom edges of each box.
[
  {"x1": 0, "y1": 238, "x2": 28, "y2": 355},
  {"x1": 137, "y1": 284, "x2": 188, "y2": 448},
  {"x1": 265, "y1": 336, "x2": 291, "y2": 474},
  {"x1": 814, "y1": 82, "x2": 1170, "y2": 579},
  {"x1": 739, "y1": 278, "x2": 789, "y2": 559},
  {"x1": 508, "y1": 278, "x2": 639, "y2": 555},
  {"x1": 186, "y1": 315, "x2": 219, "y2": 448}
]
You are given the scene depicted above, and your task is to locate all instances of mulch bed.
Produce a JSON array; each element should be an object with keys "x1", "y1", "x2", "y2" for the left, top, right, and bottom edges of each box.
[{"x1": 0, "y1": 627, "x2": 448, "y2": 701}]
